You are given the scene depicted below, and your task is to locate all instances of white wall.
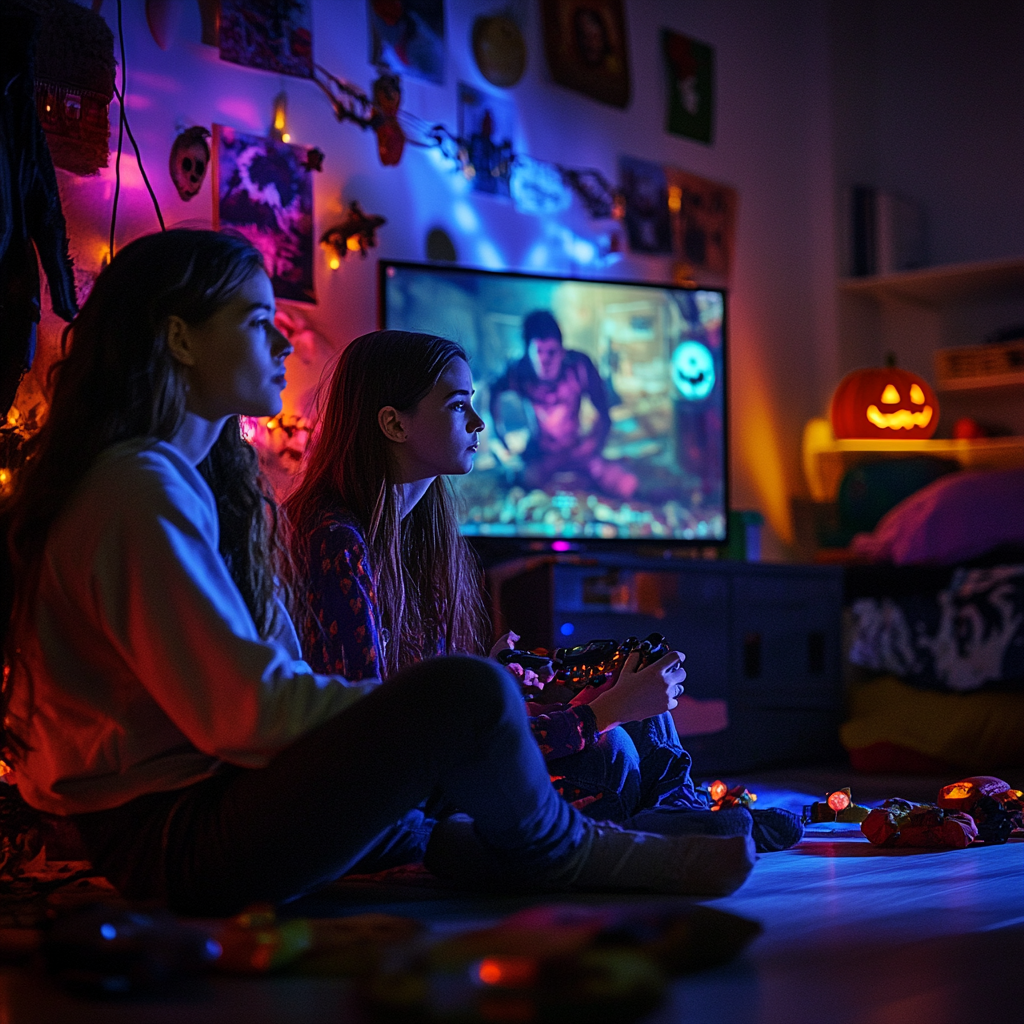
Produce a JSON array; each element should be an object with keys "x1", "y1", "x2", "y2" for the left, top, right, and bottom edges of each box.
[
  {"x1": 33, "y1": 0, "x2": 840, "y2": 555},
  {"x1": 828, "y1": 0, "x2": 1024, "y2": 421}
]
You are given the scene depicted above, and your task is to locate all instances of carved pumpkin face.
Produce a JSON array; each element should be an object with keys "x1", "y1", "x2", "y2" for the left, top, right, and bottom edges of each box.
[
  {"x1": 169, "y1": 126, "x2": 211, "y2": 201},
  {"x1": 830, "y1": 366, "x2": 939, "y2": 439}
]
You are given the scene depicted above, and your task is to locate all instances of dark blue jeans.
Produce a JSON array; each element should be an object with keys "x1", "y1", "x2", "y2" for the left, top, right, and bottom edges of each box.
[
  {"x1": 354, "y1": 710, "x2": 718, "y2": 871},
  {"x1": 73, "y1": 656, "x2": 586, "y2": 915},
  {"x1": 547, "y1": 712, "x2": 708, "y2": 821}
]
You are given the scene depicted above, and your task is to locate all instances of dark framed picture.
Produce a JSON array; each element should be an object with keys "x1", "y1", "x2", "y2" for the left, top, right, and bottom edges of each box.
[
  {"x1": 665, "y1": 166, "x2": 737, "y2": 281},
  {"x1": 541, "y1": 0, "x2": 630, "y2": 108},
  {"x1": 218, "y1": 0, "x2": 314, "y2": 78},
  {"x1": 619, "y1": 156, "x2": 671, "y2": 255},
  {"x1": 368, "y1": 0, "x2": 446, "y2": 86},
  {"x1": 662, "y1": 29, "x2": 714, "y2": 144},
  {"x1": 212, "y1": 125, "x2": 316, "y2": 304}
]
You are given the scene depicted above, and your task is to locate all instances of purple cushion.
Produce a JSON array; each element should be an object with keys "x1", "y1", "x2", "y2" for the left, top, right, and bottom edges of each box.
[{"x1": 851, "y1": 468, "x2": 1024, "y2": 565}]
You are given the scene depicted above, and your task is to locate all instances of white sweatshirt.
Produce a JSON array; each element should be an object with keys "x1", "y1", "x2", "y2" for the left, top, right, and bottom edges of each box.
[{"x1": 7, "y1": 438, "x2": 378, "y2": 815}]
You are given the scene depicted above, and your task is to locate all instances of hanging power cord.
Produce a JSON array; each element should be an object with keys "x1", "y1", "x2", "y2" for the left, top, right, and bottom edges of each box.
[{"x1": 108, "y1": 0, "x2": 164, "y2": 260}]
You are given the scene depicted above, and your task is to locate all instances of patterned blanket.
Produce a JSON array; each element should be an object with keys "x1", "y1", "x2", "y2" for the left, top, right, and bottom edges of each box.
[{"x1": 848, "y1": 565, "x2": 1024, "y2": 692}]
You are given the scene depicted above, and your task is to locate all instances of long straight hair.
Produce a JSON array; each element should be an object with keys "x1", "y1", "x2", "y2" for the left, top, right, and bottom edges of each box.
[
  {"x1": 286, "y1": 330, "x2": 488, "y2": 677},
  {"x1": 2, "y1": 229, "x2": 286, "y2": 755}
]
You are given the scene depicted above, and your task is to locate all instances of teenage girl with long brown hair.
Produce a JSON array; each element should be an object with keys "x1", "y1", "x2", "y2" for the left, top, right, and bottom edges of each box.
[
  {"x1": 0, "y1": 230, "x2": 754, "y2": 913},
  {"x1": 286, "y1": 330, "x2": 803, "y2": 855}
]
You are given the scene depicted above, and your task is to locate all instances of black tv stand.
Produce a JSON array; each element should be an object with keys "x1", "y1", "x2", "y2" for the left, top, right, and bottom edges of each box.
[{"x1": 488, "y1": 554, "x2": 844, "y2": 774}]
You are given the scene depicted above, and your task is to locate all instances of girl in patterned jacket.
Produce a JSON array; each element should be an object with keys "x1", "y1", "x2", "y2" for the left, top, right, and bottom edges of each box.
[{"x1": 286, "y1": 330, "x2": 802, "y2": 858}]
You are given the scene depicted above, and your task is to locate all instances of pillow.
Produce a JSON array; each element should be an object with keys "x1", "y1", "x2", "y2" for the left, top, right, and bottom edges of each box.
[
  {"x1": 850, "y1": 467, "x2": 1024, "y2": 565},
  {"x1": 840, "y1": 675, "x2": 1024, "y2": 772}
]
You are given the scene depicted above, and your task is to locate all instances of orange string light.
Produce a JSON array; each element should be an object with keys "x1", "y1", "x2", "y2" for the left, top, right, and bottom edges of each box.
[{"x1": 827, "y1": 790, "x2": 851, "y2": 812}]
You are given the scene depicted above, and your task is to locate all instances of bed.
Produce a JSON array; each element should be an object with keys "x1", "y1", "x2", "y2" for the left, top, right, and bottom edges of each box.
[{"x1": 837, "y1": 467, "x2": 1024, "y2": 772}]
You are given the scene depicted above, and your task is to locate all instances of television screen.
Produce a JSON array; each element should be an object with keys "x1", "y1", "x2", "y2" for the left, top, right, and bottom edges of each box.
[{"x1": 380, "y1": 262, "x2": 727, "y2": 544}]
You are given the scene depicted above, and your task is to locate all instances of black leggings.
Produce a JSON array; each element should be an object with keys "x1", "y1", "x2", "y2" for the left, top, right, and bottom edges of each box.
[{"x1": 73, "y1": 656, "x2": 583, "y2": 915}]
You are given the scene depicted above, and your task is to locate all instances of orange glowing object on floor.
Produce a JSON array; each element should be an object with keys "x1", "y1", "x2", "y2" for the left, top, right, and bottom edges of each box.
[
  {"x1": 477, "y1": 957, "x2": 538, "y2": 987},
  {"x1": 827, "y1": 790, "x2": 851, "y2": 812},
  {"x1": 707, "y1": 780, "x2": 757, "y2": 811},
  {"x1": 805, "y1": 787, "x2": 870, "y2": 824}
]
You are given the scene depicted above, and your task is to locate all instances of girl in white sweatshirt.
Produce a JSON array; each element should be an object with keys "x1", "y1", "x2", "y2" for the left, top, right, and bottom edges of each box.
[{"x1": 0, "y1": 229, "x2": 752, "y2": 913}]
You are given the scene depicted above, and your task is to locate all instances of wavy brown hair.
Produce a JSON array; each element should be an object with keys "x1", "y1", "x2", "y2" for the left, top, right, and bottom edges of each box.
[
  {"x1": 286, "y1": 330, "x2": 488, "y2": 677},
  {"x1": 2, "y1": 229, "x2": 286, "y2": 756}
]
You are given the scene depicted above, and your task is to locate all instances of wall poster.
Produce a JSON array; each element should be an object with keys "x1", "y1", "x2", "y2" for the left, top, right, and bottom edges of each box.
[
  {"x1": 541, "y1": 0, "x2": 630, "y2": 108},
  {"x1": 368, "y1": 0, "x2": 446, "y2": 85},
  {"x1": 664, "y1": 166, "x2": 737, "y2": 281},
  {"x1": 662, "y1": 28, "x2": 714, "y2": 144},
  {"x1": 212, "y1": 125, "x2": 316, "y2": 304},
  {"x1": 218, "y1": 0, "x2": 314, "y2": 78},
  {"x1": 618, "y1": 155, "x2": 672, "y2": 255},
  {"x1": 458, "y1": 83, "x2": 515, "y2": 199}
]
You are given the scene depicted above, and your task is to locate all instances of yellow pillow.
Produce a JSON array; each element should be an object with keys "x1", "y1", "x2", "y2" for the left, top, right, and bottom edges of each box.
[{"x1": 841, "y1": 675, "x2": 1024, "y2": 770}]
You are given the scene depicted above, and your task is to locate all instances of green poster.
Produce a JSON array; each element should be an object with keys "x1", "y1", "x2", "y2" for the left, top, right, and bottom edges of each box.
[{"x1": 662, "y1": 29, "x2": 714, "y2": 145}]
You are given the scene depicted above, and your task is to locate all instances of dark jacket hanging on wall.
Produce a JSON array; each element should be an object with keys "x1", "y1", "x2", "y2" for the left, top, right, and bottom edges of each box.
[{"x1": 0, "y1": 5, "x2": 78, "y2": 418}]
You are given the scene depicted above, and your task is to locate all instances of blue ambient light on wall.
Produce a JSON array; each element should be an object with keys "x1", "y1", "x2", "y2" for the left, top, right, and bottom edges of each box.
[
  {"x1": 671, "y1": 340, "x2": 716, "y2": 400},
  {"x1": 452, "y1": 200, "x2": 480, "y2": 233},
  {"x1": 510, "y1": 157, "x2": 572, "y2": 215},
  {"x1": 560, "y1": 622, "x2": 575, "y2": 636},
  {"x1": 476, "y1": 238, "x2": 504, "y2": 268}
]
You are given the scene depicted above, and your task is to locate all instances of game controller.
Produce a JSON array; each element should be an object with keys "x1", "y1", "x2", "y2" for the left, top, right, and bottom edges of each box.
[{"x1": 496, "y1": 632, "x2": 671, "y2": 693}]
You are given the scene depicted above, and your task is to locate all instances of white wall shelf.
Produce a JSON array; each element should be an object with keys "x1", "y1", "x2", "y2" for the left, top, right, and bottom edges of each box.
[
  {"x1": 839, "y1": 256, "x2": 1024, "y2": 306},
  {"x1": 801, "y1": 418, "x2": 1024, "y2": 501}
]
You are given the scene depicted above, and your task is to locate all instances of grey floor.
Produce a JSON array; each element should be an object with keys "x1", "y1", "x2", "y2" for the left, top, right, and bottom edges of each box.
[{"x1": 2, "y1": 769, "x2": 1021, "y2": 1023}]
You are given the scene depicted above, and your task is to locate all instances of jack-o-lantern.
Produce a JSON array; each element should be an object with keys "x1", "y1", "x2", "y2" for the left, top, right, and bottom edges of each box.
[
  {"x1": 169, "y1": 126, "x2": 211, "y2": 201},
  {"x1": 830, "y1": 362, "x2": 939, "y2": 439},
  {"x1": 936, "y1": 775, "x2": 1024, "y2": 844}
]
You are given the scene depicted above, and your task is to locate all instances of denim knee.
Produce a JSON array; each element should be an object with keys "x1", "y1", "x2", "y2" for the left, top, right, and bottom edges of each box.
[{"x1": 419, "y1": 654, "x2": 521, "y2": 727}]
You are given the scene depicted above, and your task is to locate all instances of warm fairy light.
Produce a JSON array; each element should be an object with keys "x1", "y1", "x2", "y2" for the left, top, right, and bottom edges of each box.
[
  {"x1": 0, "y1": 759, "x2": 12, "y2": 779},
  {"x1": 940, "y1": 783, "x2": 975, "y2": 802},
  {"x1": 328, "y1": 256, "x2": 341, "y2": 270},
  {"x1": 709, "y1": 780, "x2": 728, "y2": 802},
  {"x1": 270, "y1": 91, "x2": 289, "y2": 144},
  {"x1": 827, "y1": 790, "x2": 851, "y2": 812},
  {"x1": 477, "y1": 957, "x2": 537, "y2": 987},
  {"x1": 346, "y1": 235, "x2": 361, "y2": 252},
  {"x1": 667, "y1": 185, "x2": 682, "y2": 213}
]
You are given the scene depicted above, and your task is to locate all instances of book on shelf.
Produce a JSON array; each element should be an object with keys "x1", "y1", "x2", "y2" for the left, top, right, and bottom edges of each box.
[
  {"x1": 935, "y1": 339, "x2": 1024, "y2": 389},
  {"x1": 849, "y1": 186, "x2": 927, "y2": 277}
]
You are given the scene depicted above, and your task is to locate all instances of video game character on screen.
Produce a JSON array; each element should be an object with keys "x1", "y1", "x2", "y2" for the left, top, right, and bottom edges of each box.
[{"x1": 489, "y1": 310, "x2": 639, "y2": 499}]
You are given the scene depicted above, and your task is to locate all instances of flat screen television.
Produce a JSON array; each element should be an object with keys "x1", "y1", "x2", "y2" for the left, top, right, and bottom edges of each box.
[{"x1": 380, "y1": 261, "x2": 727, "y2": 551}]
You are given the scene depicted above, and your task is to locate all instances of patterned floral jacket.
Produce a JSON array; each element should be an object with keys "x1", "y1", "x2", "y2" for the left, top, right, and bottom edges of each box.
[{"x1": 301, "y1": 509, "x2": 598, "y2": 760}]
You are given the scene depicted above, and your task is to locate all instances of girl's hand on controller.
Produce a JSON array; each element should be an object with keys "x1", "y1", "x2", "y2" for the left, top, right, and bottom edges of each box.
[
  {"x1": 568, "y1": 672, "x2": 616, "y2": 706},
  {"x1": 489, "y1": 631, "x2": 519, "y2": 660},
  {"x1": 586, "y1": 649, "x2": 686, "y2": 733}
]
